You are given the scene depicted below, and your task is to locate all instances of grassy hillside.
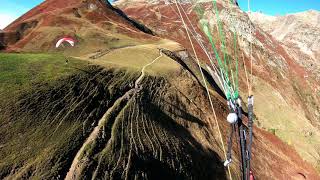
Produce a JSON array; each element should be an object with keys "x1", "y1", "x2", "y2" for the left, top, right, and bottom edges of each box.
[
  {"x1": 0, "y1": 53, "x2": 140, "y2": 179},
  {"x1": 0, "y1": 51, "x2": 228, "y2": 179},
  {"x1": 252, "y1": 75, "x2": 320, "y2": 169},
  {"x1": 0, "y1": 46, "x2": 319, "y2": 179},
  {"x1": 0, "y1": 53, "x2": 87, "y2": 98},
  {"x1": 83, "y1": 43, "x2": 181, "y2": 76}
]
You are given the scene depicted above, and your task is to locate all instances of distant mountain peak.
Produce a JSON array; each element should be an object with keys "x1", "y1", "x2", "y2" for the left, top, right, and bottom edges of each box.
[
  {"x1": 249, "y1": 11, "x2": 276, "y2": 22},
  {"x1": 250, "y1": 9, "x2": 320, "y2": 78}
]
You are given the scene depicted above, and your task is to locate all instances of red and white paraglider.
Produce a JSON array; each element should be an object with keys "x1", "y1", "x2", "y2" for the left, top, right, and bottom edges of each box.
[
  {"x1": 56, "y1": 37, "x2": 76, "y2": 64},
  {"x1": 55, "y1": 37, "x2": 76, "y2": 48}
]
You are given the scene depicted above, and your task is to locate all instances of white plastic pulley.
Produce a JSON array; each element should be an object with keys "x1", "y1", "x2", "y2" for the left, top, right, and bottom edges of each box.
[
  {"x1": 224, "y1": 159, "x2": 232, "y2": 167},
  {"x1": 227, "y1": 113, "x2": 238, "y2": 124}
]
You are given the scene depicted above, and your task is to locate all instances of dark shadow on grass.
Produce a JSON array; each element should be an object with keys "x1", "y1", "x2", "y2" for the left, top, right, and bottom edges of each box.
[
  {"x1": 137, "y1": 100, "x2": 227, "y2": 180},
  {"x1": 161, "y1": 99, "x2": 207, "y2": 127},
  {"x1": 201, "y1": 67, "x2": 226, "y2": 100}
]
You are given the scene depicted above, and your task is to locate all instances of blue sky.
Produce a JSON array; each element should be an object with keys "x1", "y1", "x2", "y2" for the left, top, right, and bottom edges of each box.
[
  {"x1": 0, "y1": 0, "x2": 43, "y2": 29},
  {"x1": 238, "y1": 0, "x2": 320, "y2": 15},
  {"x1": 0, "y1": 0, "x2": 319, "y2": 29}
]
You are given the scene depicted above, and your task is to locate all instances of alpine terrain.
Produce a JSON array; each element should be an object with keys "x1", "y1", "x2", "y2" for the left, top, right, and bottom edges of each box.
[{"x1": 0, "y1": 0, "x2": 319, "y2": 179}]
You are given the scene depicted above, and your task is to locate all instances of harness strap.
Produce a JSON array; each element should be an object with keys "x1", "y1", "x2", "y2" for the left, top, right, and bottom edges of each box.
[
  {"x1": 239, "y1": 123, "x2": 247, "y2": 180},
  {"x1": 225, "y1": 98, "x2": 254, "y2": 180},
  {"x1": 224, "y1": 99, "x2": 239, "y2": 166},
  {"x1": 246, "y1": 96, "x2": 254, "y2": 180},
  {"x1": 235, "y1": 98, "x2": 248, "y2": 180},
  {"x1": 226, "y1": 124, "x2": 236, "y2": 162}
]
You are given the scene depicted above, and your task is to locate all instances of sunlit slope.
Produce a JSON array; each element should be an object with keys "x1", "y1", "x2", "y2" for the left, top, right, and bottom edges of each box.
[
  {"x1": 0, "y1": 50, "x2": 228, "y2": 179},
  {"x1": 0, "y1": 0, "x2": 319, "y2": 179},
  {"x1": 1, "y1": 46, "x2": 319, "y2": 179},
  {"x1": 2, "y1": 0, "x2": 155, "y2": 54},
  {"x1": 117, "y1": 0, "x2": 320, "y2": 173}
]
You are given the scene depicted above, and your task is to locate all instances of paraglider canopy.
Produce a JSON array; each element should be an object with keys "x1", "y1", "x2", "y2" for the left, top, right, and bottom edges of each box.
[{"x1": 55, "y1": 37, "x2": 76, "y2": 48}]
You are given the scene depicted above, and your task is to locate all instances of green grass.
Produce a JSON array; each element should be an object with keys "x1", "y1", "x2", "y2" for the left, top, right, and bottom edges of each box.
[
  {"x1": 0, "y1": 52, "x2": 144, "y2": 178},
  {"x1": 0, "y1": 53, "x2": 90, "y2": 178},
  {"x1": 0, "y1": 53, "x2": 87, "y2": 102},
  {"x1": 92, "y1": 44, "x2": 181, "y2": 77},
  {"x1": 252, "y1": 75, "x2": 320, "y2": 167}
]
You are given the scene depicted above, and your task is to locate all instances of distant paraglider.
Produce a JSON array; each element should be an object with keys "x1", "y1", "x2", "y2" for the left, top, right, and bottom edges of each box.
[
  {"x1": 55, "y1": 37, "x2": 76, "y2": 64},
  {"x1": 55, "y1": 37, "x2": 76, "y2": 48}
]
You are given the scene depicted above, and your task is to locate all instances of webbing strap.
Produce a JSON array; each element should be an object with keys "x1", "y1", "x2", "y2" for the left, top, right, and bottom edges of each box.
[
  {"x1": 236, "y1": 99, "x2": 247, "y2": 180},
  {"x1": 246, "y1": 96, "x2": 254, "y2": 179},
  {"x1": 226, "y1": 124, "x2": 236, "y2": 161}
]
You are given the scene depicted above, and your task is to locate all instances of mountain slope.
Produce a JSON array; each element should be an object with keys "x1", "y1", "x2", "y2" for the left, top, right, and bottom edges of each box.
[
  {"x1": 0, "y1": 0, "x2": 320, "y2": 179},
  {"x1": 0, "y1": 0, "x2": 154, "y2": 53},
  {"x1": 250, "y1": 10, "x2": 320, "y2": 79},
  {"x1": 0, "y1": 0, "x2": 235, "y2": 179},
  {"x1": 116, "y1": 0, "x2": 320, "y2": 174}
]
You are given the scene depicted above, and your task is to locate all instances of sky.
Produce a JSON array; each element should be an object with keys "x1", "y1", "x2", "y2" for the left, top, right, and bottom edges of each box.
[
  {"x1": 0, "y1": 0, "x2": 319, "y2": 29},
  {"x1": 0, "y1": 0, "x2": 43, "y2": 29},
  {"x1": 238, "y1": 0, "x2": 320, "y2": 15}
]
